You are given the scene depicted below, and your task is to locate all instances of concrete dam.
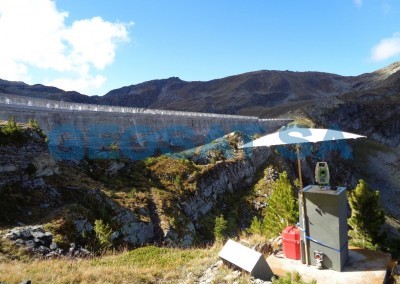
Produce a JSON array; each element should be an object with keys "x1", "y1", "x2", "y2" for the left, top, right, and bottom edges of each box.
[{"x1": 0, "y1": 94, "x2": 290, "y2": 161}]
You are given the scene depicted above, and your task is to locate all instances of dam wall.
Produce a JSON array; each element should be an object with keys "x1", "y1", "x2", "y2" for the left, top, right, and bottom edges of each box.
[{"x1": 0, "y1": 94, "x2": 290, "y2": 160}]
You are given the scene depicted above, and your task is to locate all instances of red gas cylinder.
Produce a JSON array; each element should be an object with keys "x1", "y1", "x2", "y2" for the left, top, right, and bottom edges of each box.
[{"x1": 282, "y1": 226, "x2": 301, "y2": 260}]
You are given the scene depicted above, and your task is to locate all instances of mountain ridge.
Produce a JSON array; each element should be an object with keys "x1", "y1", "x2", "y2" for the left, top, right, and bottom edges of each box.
[{"x1": 0, "y1": 62, "x2": 399, "y2": 117}]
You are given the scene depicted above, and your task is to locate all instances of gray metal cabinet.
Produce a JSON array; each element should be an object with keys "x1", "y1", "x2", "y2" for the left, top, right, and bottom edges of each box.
[{"x1": 300, "y1": 185, "x2": 348, "y2": 271}]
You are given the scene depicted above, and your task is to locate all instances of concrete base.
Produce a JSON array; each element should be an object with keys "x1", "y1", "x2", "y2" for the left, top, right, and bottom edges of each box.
[{"x1": 266, "y1": 247, "x2": 391, "y2": 284}]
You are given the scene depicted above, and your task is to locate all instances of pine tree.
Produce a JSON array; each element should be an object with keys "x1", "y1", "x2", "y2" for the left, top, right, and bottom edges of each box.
[
  {"x1": 261, "y1": 171, "x2": 298, "y2": 237},
  {"x1": 348, "y1": 179, "x2": 385, "y2": 249},
  {"x1": 248, "y1": 216, "x2": 263, "y2": 235},
  {"x1": 214, "y1": 214, "x2": 228, "y2": 242},
  {"x1": 94, "y1": 219, "x2": 113, "y2": 250}
]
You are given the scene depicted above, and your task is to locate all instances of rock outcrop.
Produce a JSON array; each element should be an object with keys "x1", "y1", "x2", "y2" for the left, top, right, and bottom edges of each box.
[
  {"x1": 184, "y1": 148, "x2": 270, "y2": 222},
  {"x1": 2, "y1": 225, "x2": 91, "y2": 258},
  {"x1": 0, "y1": 132, "x2": 58, "y2": 187},
  {"x1": 73, "y1": 187, "x2": 155, "y2": 246}
]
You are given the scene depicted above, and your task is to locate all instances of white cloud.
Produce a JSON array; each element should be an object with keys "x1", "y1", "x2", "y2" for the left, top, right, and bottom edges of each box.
[
  {"x1": 370, "y1": 33, "x2": 400, "y2": 61},
  {"x1": 46, "y1": 74, "x2": 107, "y2": 95},
  {"x1": 354, "y1": 0, "x2": 362, "y2": 8},
  {"x1": 0, "y1": 0, "x2": 131, "y2": 95},
  {"x1": 64, "y1": 17, "x2": 129, "y2": 70}
]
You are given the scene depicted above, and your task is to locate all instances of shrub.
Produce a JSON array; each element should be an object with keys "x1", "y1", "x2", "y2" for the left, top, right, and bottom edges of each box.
[
  {"x1": 109, "y1": 142, "x2": 119, "y2": 151},
  {"x1": 248, "y1": 216, "x2": 263, "y2": 235},
  {"x1": 348, "y1": 179, "x2": 385, "y2": 249},
  {"x1": 214, "y1": 215, "x2": 228, "y2": 242},
  {"x1": 94, "y1": 219, "x2": 113, "y2": 250},
  {"x1": 174, "y1": 175, "x2": 182, "y2": 187},
  {"x1": 0, "y1": 117, "x2": 25, "y2": 144},
  {"x1": 28, "y1": 119, "x2": 47, "y2": 140},
  {"x1": 261, "y1": 172, "x2": 298, "y2": 238}
]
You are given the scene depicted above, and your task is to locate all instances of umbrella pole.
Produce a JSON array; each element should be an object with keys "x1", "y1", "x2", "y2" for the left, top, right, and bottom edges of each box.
[{"x1": 297, "y1": 145, "x2": 310, "y2": 265}]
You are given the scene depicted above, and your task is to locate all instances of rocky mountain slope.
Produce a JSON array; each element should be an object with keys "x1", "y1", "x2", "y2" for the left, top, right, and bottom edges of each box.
[
  {"x1": 0, "y1": 79, "x2": 95, "y2": 103},
  {"x1": 100, "y1": 62, "x2": 400, "y2": 116},
  {"x1": 1, "y1": 62, "x2": 399, "y2": 117}
]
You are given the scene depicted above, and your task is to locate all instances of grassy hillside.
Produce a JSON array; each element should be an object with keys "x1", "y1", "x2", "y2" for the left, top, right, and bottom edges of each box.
[{"x1": 0, "y1": 245, "x2": 220, "y2": 284}]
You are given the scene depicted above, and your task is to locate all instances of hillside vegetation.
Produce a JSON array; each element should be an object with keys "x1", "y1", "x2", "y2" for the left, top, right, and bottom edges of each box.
[{"x1": 0, "y1": 245, "x2": 220, "y2": 284}]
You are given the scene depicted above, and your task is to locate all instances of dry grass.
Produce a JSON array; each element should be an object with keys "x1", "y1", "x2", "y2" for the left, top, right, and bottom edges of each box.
[{"x1": 0, "y1": 245, "x2": 220, "y2": 284}]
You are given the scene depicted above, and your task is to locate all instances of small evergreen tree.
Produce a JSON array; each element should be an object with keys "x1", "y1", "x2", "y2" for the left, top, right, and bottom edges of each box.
[
  {"x1": 0, "y1": 116, "x2": 25, "y2": 144},
  {"x1": 94, "y1": 219, "x2": 113, "y2": 250},
  {"x1": 261, "y1": 171, "x2": 298, "y2": 237},
  {"x1": 3, "y1": 116, "x2": 20, "y2": 134},
  {"x1": 348, "y1": 179, "x2": 385, "y2": 249},
  {"x1": 214, "y1": 214, "x2": 228, "y2": 242},
  {"x1": 248, "y1": 216, "x2": 263, "y2": 235},
  {"x1": 28, "y1": 119, "x2": 47, "y2": 139}
]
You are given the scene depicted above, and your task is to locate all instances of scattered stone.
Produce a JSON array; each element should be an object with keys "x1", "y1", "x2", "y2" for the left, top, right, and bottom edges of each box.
[
  {"x1": 31, "y1": 231, "x2": 45, "y2": 239},
  {"x1": 67, "y1": 243, "x2": 92, "y2": 258},
  {"x1": 224, "y1": 270, "x2": 241, "y2": 281},
  {"x1": 46, "y1": 186, "x2": 61, "y2": 198},
  {"x1": 110, "y1": 231, "x2": 120, "y2": 241},
  {"x1": 2, "y1": 225, "x2": 91, "y2": 259},
  {"x1": 252, "y1": 242, "x2": 273, "y2": 256},
  {"x1": 269, "y1": 236, "x2": 282, "y2": 253},
  {"x1": 25, "y1": 240, "x2": 36, "y2": 249},
  {"x1": 0, "y1": 165, "x2": 17, "y2": 172},
  {"x1": 106, "y1": 161, "x2": 125, "y2": 176},
  {"x1": 22, "y1": 178, "x2": 45, "y2": 189},
  {"x1": 15, "y1": 239, "x2": 24, "y2": 246},
  {"x1": 50, "y1": 242, "x2": 58, "y2": 250},
  {"x1": 254, "y1": 201, "x2": 267, "y2": 210},
  {"x1": 38, "y1": 246, "x2": 51, "y2": 255},
  {"x1": 35, "y1": 167, "x2": 54, "y2": 177},
  {"x1": 73, "y1": 219, "x2": 94, "y2": 235},
  {"x1": 65, "y1": 186, "x2": 81, "y2": 190},
  {"x1": 180, "y1": 234, "x2": 194, "y2": 248},
  {"x1": 198, "y1": 261, "x2": 224, "y2": 284},
  {"x1": 251, "y1": 277, "x2": 273, "y2": 284},
  {"x1": 19, "y1": 229, "x2": 32, "y2": 239}
]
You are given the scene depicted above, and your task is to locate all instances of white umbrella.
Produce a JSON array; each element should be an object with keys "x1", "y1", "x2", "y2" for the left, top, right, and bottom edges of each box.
[
  {"x1": 240, "y1": 126, "x2": 366, "y2": 265},
  {"x1": 241, "y1": 127, "x2": 366, "y2": 148}
]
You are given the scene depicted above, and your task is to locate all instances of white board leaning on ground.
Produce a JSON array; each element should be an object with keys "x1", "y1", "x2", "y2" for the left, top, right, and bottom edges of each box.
[{"x1": 218, "y1": 239, "x2": 273, "y2": 281}]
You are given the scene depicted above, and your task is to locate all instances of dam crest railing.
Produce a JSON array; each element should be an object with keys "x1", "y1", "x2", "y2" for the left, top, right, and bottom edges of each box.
[{"x1": 0, "y1": 94, "x2": 291, "y2": 122}]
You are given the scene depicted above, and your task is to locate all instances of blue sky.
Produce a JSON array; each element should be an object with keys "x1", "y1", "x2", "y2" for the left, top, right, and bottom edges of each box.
[{"x1": 1, "y1": 0, "x2": 400, "y2": 96}]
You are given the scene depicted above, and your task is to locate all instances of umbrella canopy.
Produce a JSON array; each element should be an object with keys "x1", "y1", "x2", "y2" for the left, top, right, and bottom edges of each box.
[{"x1": 241, "y1": 127, "x2": 366, "y2": 148}]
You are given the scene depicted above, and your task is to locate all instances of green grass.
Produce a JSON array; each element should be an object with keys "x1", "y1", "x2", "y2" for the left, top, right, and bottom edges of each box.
[
  {"x1": 272, "y1": 272, "x2": 317, "y2": 284},
  {"x1": 0, "y1": 237, "x2": 32, "y2": 262},
  {"x1": 0, "y1": 245, "x2": 220, "y2": 284}
]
